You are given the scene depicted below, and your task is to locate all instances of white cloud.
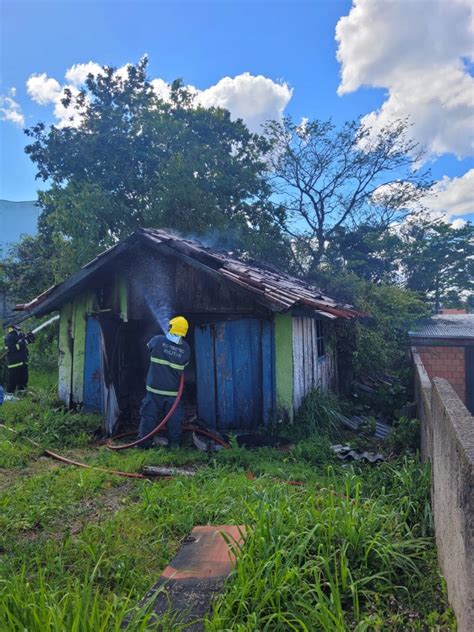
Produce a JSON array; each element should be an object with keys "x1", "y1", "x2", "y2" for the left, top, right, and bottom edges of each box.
[
  {"x1": 26, "y1": 73, "x2": 62, "y2": 105},
  {"x1": 27, "y1": 62, "x2": 292, "y2": 132},
  {"x1": 336, "y1": 0, "x2": 474, "y2": 160},
  {"x1": 26, "y1": 71, "x2": 88, "y2": 128},
  {"x1": 196, "y1": 72, "x2": 292, "y2": 131},
  {"x1": 421, "y1": 169, "x2": 474, "y2": 222},
  {"x1": 64, "y1": 62, "x2": 104, "y2": 86},
  {"x1": 150, "y1": 77, "x2": 172, "y2": 101},
  {"x1": 0, "y1": 88, "x2": 25, "y2": 127}
]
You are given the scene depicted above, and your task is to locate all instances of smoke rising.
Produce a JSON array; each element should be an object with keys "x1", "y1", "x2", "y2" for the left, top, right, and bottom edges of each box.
[{"x1": 131, "y1": 256, "x2": 175, "y2": 332}]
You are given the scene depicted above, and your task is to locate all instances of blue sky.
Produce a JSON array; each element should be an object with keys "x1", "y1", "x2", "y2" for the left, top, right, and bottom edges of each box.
[{"x1": 1, "y1": 0, "x2": 473, "y2": 222}]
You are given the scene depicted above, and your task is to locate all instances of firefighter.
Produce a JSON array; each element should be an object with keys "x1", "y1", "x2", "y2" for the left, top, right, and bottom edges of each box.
[
  {"x1": 137, "y1": 316, "x2": 190, "y2": 448},
  {"x1": 3, "y1": 324, "x2": 34, "y2": 393}
]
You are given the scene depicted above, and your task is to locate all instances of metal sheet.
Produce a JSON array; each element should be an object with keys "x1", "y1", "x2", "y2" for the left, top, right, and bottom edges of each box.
[{"x1": 83, "y1": 316, "x2": 104, "y2": 413}]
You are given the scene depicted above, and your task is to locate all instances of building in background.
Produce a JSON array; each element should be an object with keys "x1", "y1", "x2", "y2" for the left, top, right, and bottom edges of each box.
[
  {"x1": 409, "y1": 315, "x2": 474, "y2": 414},
  {"x1": 0, "y1": 200, "x2": 40, "y2": 254}
]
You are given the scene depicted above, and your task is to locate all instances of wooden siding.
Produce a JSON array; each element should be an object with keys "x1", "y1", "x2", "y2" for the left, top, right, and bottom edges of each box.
[
  {"x1": 195, "y1": 319, "x2": 274, "y2": 430},
  {"x1": 292, "y1": 316, "x2": 336, "y2": 410},
  {"x1": 174, "y1": 262, "x2": 259, "y2": 314},
  {"x1": 71, "y1": 294, "x2": 88, "y2": 403},
  {"x1": 274, "y1": 313, "x2": 294, "y2": 417},
  {"x1": 117, "y1": 276, "x2": 129, "y2": 322},
  {"x1": 58, "y1": 302, "x2": 73, "y2": 405},
  {"x1": 83, "y1": 316, "x2": 104, "y2": 413}
]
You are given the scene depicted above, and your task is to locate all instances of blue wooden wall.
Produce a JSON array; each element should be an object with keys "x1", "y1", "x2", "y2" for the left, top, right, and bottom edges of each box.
[
  {"x1": 83, "y1": 316, "x2": 104, "y2": 413},
  {"x1": 195, "y1": 319, "x2": 274, "y2": 430}
]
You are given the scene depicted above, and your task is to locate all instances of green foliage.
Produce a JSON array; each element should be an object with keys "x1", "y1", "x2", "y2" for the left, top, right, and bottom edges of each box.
[
  {"x1": 386, "y1": 417, "x2": 421, "y2": 455},
  {"x1": 289, "y1": 388, "x2": 343, "y2": 439},
  {"x1": 23, "y1": 58, "x2": 289, "y2": 281},
  {"x1": 319, "y1": 273, "x2": 430, "y2": 383},
  {"x1": 2, "y1": 232, "x2": 59, "y2": 304},
  {"x1": 209, "y1": 465, "x2": 448, "y2": 631},
  {"x1": 402, "y1": 219, "x2": 474, "y2": 309},
  {"x1": 354, "y1": 283, "x2": 429, "y2": 378},
  {"x1": 0, "y1": 379, "x2": 453, "y2": 631},
  {"x1": 325, "y1": 223, "x2": 403, "y2": 284},
  {"x1": 0, "y1": 389, "x2": 100, "y2": 451}
]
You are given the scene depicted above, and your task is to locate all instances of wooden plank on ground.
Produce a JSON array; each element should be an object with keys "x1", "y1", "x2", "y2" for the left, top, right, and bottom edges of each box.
[{"x1": 138, "y1": 525, "x2": 246, "y2": 630}]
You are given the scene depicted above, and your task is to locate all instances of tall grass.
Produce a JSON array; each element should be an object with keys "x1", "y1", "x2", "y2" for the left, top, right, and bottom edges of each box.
[
  {"x1": 287, "y1": 388, "x2": 343, "y2": 439},
  {"x1": 0, "y1": 378, "x2": 453, "y2": 630},
  {"x1": 208, "y1": 464, "x2": 449, "y2": 631},
  {"x1": 0, "y1": 561, "x2": 187, "y2": 631}
]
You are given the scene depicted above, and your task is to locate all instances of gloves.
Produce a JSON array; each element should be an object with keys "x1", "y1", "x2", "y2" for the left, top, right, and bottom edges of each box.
[{"x1": 25, "y1": 331, "x2": 36, "y2": 344}]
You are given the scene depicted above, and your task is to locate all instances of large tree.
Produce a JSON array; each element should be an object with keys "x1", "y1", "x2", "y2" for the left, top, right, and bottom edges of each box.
[
  {"x1": 264, "y1": 117, "x2": 432, "y2": 273},
  {"x1": 25, "y1": 58, "x2": 286, "y2": 272},
  {"x1": 323, "y1": 223, "x2": 402, "y2": 284},
  {"x1": 401, "y1": 219, "x2": 474, "y2": 310}
]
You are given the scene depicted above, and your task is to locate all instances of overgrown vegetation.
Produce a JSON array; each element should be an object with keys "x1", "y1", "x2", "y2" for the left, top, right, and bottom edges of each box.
[{"x1": 0, "y1": 379, "x2": 454, "y2": 630}]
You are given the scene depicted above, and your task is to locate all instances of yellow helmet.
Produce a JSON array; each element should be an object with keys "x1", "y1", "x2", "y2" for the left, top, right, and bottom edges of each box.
[{"x1": 169, "y1": 316, "x2": 189, "y2": 337}]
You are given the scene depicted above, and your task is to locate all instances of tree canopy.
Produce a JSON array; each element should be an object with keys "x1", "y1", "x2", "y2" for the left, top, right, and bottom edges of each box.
[
  {"x1": 400, "y1": 219, "x2": 474, "y2": 310},
  {"x1": 25, "y1": 58, "x2": 287, "y2": 271},
  {"x1": 264, "y1": 116, "x2": 433, "y2": 273}
]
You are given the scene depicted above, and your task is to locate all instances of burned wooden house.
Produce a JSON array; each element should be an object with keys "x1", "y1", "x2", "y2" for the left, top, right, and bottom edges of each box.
[{"x1": 13, "y1": 229, "x2": 359, "y2": 434}]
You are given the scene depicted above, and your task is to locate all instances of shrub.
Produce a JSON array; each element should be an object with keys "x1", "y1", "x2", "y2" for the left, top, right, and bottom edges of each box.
[{"x1": 288, "y1": 388, "x2": 343, "y2": 439}]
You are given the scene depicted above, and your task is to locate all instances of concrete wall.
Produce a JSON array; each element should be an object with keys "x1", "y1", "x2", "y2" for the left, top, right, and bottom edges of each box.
[
  {"x1": 414, "y1": 350, "x2": 474, "y2": 632},
  {"x1": 418, "y1": 345, "x2": 466, "y2": 403}
]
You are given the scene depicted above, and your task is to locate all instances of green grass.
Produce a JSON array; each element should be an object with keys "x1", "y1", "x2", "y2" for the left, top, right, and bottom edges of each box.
[{"x1": 0, "y1": 377, "x2": 455, "y2": 631}]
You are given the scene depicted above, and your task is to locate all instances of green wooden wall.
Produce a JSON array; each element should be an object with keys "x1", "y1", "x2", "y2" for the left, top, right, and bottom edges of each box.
[
  {"x1": 274, "y1": 313, "x2": 294, "y2": 418},
  {"x1": 58, "y1": 302, "x2": 73, "y2": 405},
  {"x1": 57, "y1": 274, "x2": 128, "y2": 406}
]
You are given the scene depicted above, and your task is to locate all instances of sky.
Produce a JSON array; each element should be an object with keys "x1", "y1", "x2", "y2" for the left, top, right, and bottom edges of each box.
[{"x1": 0, "y1": 0, "x2": 473, "y2": 224}]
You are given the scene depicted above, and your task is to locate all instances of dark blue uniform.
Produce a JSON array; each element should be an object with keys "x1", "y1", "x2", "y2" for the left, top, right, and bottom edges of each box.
[
  {"x1": 138, "y1": 335, "x2": 190, "y2": 447},
  {"x1": 4, "y1": 330, "x2": 29, "y2": 392}
]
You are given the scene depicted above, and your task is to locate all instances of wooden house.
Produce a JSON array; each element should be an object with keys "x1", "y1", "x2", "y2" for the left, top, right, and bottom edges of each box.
[{"x1": 12, "y1": 229, "x2": 359, "y2": 434}]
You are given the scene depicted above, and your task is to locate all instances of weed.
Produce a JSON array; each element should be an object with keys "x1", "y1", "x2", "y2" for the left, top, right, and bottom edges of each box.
[
  {"x1": 0, "y1": 375, "x2": 454, "y2": 630},
  {"x1": 386, "y1": 416, "x2": 421, "y2": 454},
  {"x1": 287, "y1": 388, "x2": 343, "y2": 439}
]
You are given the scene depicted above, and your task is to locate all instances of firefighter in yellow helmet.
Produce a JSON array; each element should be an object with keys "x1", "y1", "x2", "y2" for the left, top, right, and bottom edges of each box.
[{"x1": 137, "y1": 316, "x2": 190, "y2": 448}]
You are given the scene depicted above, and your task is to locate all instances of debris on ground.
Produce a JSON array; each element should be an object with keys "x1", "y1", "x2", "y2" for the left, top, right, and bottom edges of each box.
[
  {"x1": 336, "y1": 413, "x2": 392, "y2": 439},
  {"x1": 352, "y1": 374, "x2": 398, "y2": 395},
  {"x1": 331, "y1": 444, "x2": 384, "y2": 464},
  {"x1": 142, "y1": 465, "x2": 197, "y2": 477},
  {"x1": 193, "y1": 431, "x2": 294, "y2": 453},
  {"x1": 136, "y1": 525, "x2": 246, "y2": 630}
]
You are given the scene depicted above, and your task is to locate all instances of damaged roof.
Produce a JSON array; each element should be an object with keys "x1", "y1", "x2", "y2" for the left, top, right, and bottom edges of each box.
[{"x1": 13, "y1": 228, "x2": 360, "y2": 321}]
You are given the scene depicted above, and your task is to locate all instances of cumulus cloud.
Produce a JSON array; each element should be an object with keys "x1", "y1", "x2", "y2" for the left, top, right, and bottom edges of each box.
[
  {"x1": 26, "y1": 73, "x2": 62, "y2": 105},
  {"x1": 336, "y1": 0, "x2": 474, "y2": 160},
  {"x1": 0, "y1": 88, "x2": 25, "y2": 127},
  {"x1": 421, "y1": 169, "x2": 474, "y2": 222},
  {"x1": 196, "y1": 72, "x2": 292, "y2": 131},
  {"x1": 64, "y1": 61, "x2": 104, "y2": 86},
  {"x1": 26, "y1": 72, "x2": 84, "y2": 128},
  {"x1": 150, "y1": 77, "x2": 172, "y2": 101},
  {"x1": 26, "y1": 61, "x2": 292, "y2": 131}
]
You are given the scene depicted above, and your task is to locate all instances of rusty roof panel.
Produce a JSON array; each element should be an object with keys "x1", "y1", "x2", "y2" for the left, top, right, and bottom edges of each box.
[{"x1": 13, "y1": 228, "x2": 360, "y2": 321}]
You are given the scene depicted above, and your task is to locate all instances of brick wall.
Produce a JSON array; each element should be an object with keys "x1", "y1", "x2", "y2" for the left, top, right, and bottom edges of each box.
[{"x1": 418, "y1": 346, "x2": 466, "y2": 403}]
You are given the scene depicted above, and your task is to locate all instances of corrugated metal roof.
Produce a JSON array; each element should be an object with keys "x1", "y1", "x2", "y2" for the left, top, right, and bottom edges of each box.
[
  {"x1": 13, "y1": 228, "x2": 361, "y2": 321},
  {"x1": 409, "y1": 315, "x2": 474, "y2": 340}
]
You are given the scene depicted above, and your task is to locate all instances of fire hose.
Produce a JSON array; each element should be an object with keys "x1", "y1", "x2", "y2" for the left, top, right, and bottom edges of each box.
[
  {"x1": 0, "y1": 376, "x2": 229, "y2": 480},
  {"x1": 106, "y1": 375, "x2": 229, "y2": 450}
]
